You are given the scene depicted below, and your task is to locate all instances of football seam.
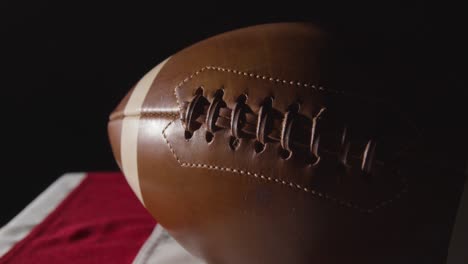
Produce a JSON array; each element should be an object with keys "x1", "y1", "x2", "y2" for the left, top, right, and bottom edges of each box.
[
  {"x1": 173, "y1": 65, "x2": 348, "y2": 113},
  {"x1": 109, "y1": 111, "x2": 179, "y2": 121},
  {"x1": 162, "y1": 118, "x2": 409, "y2": 214},
  {"x1": 168, "y1": 65, "x2": 410, "y2": 214}
]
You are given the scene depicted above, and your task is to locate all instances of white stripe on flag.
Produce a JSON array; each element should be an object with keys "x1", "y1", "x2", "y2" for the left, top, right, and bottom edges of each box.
[
  {"x1": 133, "y1": 225, "x2": 203, "y2": 264},
  {"x1": 0, "y1": 173, "x2": 87, "y2": 258},
  {"x1": 447, "y1": 163, "x2": 468, "y2": 264}
]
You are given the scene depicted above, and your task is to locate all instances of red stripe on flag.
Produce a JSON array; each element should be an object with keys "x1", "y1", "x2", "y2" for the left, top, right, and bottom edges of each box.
[{"x1": 0, "y1": 172, "x2": 156, "y2": 264}]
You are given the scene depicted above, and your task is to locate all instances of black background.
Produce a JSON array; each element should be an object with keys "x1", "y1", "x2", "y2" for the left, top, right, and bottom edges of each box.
[{"x1": 1, "y1": 1, "x2": 466, "y2": 227}]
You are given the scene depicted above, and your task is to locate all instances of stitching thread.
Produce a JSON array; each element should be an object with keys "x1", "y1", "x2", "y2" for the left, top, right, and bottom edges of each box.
[
  {"x1": 141, "y1": 112, "x2": 179, "y2": 118},
  {"x1": 162, "y1": 118, "x2": 408, "y2": 214},
  {"x1": 109, "y1": 111, "x2": 179, "y2": 121},
  {"x1": 174, "y1": 66, "x2": 345, "y2": 112},
  {"x1": 166, "y1": 66, "x2": 408, "y2": 214}
]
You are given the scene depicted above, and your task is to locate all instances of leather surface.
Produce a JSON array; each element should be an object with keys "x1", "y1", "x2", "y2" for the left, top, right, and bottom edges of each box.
[{"x1": 108, "y1": 23, "x2": 465, "y2": 263}]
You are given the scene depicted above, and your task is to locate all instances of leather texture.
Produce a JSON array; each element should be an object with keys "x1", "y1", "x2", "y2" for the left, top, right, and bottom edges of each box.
[{"x1": 108, "y1": 23, "x2": 464, "y2": 264}]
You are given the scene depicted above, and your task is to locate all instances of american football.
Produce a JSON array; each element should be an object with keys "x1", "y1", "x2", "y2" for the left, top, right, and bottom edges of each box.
[{"x1": 108, "y1": 23, "x2": 465, "y2": 264}]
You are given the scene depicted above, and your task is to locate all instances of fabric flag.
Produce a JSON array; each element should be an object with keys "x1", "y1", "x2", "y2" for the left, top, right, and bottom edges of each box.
[{"x1": 0, "y1": 172, "x2": 201, "y2": 264}]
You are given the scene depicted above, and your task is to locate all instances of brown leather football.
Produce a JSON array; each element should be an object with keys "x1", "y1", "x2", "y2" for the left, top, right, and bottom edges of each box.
[{"x1": 108, "y1": 23, "x2": 465, "y2": 263}]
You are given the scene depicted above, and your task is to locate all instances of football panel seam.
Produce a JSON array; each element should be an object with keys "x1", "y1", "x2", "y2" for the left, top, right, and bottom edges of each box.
[{"x1": 162, "y1": 117, "x2": 409, "y2": 214}]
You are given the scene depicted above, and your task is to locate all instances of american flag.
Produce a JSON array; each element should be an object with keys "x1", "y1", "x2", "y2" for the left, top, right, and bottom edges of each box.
[{"x1": 0, "y1": 172, "x2": 202, "y2": 264}]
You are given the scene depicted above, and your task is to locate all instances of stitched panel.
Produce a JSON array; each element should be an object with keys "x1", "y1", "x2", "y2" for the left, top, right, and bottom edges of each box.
[
  {"x1": 162, "y1": 66, "x2": 417, "y2": 213},
  {"x1": 163, "y1": 118, "x2": 409, "y2": 214}
]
